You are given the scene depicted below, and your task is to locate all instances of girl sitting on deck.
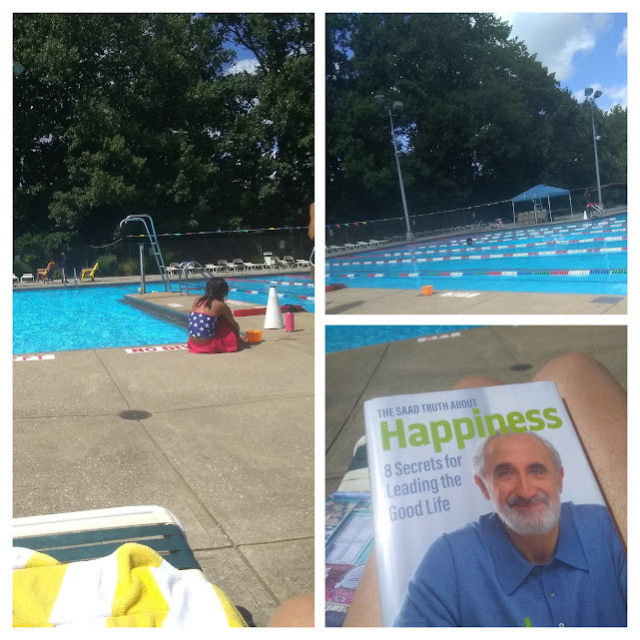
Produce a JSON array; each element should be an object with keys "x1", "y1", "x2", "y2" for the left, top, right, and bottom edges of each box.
[{"x1": 188, "y1": 278, "x2": 247, "y2": 354}]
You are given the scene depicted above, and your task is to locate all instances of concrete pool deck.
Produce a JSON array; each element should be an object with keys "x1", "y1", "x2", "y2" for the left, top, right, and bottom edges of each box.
[
  {"x1": 13, "y1": 289, "x2": 314, "y2": 627},
  {"x1": 326, "y1": 285, "x2": 627, "y2": 315},
  {"x1": 326, "y1": 326, "x2": 627, "y2": 512}
]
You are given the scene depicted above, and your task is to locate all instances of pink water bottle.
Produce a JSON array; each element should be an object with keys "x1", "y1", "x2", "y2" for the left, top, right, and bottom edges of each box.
[{"x1": 285, "y1": 308, "x2": 295, "y2": 332}]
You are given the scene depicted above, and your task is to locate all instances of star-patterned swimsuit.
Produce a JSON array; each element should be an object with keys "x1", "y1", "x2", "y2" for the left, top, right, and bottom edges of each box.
[{"x1": 188, "y1": 307, "x2": 219, "y2": 339}]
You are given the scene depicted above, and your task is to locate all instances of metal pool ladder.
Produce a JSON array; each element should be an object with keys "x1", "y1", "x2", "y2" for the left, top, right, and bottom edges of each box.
[
  {"x1": 178, "y1": 261, "x2": 210, "y2": 296},
  {"x1": 119, "y1": 214, "x2": 172, "y2": 292}
]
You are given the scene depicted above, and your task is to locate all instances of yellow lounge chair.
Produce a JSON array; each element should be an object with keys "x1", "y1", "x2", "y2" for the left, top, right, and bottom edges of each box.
[
  {"x1": 80, "y1": 262, "x2": 99, "y2": 282},
  {"x1": 36, "y1": 262, "x2": 56, "y2": 283}
]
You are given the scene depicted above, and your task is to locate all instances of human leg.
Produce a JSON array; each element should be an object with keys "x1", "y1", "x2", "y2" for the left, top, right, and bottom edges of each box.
[
  {"x1": 533, "y1": 353, "x2": 626, "y2": 541},
  {"x1": 453, "y1": 375, "x2": 504, "y2": 390},
  {"x1": 267, "y1": 594, "x2": 314, "y2": 627}
]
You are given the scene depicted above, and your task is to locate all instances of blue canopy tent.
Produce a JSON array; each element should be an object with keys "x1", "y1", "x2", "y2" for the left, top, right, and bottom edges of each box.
[{"x1": 511, "y1": 184, "x2": 573, "y2": 226}]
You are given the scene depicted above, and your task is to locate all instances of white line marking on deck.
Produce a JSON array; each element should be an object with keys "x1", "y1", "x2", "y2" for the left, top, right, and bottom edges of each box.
[
  {"x1": 417, "y1": 332, "x2": 462, "y2": 343},
  {"x1": 166, "y1": 303, "x2": 184, "y2": 308},
  {"x1": 440, "y1": 292, "x2": 481, "y2": 298}
]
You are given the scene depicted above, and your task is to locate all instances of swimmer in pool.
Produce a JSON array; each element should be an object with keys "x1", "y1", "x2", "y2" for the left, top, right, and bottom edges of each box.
[{"x1": 188, "y1": 278, "x2": 248, "y2": 354}]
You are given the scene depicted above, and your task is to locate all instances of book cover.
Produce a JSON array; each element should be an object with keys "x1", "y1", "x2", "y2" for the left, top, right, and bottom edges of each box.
[
  {"x1": 325, "y1": 491, "x2": 374, "y2": 627},
  {"x1": 364, "y1": 381, "x2": 624, "y2": 626}
]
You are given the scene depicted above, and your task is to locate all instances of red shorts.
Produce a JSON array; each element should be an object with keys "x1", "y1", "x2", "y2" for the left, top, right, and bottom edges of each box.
[{"x1": 188, "y1": 317, "x2": 239, "y2": 354}]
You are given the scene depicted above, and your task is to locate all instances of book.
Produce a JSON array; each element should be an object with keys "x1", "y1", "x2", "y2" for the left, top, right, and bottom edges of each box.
[
  {"x1": 325, "y1": 492, "x2": 374, "y2": 627},
  {"x1": 364, "y1": 381, "x2": 612, "y2": 626}
]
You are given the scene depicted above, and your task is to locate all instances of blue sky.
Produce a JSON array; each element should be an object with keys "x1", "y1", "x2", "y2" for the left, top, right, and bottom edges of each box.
[
  {"x1": 224, "y1": 42, "x2": 260, "y2": 75},
  {"x1": 500, "y1": 13, "x2": 627, "y2": 110}
]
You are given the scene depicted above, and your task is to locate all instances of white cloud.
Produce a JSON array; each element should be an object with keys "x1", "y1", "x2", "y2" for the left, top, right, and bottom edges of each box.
[
  {"x1": 616, "y1": 28, "x2": 627, "y2": 55},
  {"x1": 500, "y1": 13, "x2": 614, "y2": 82},
  {"x1": 573, "y1": 83, "x2": 627, "y2": 110},
  {"x1": 225, "y1": 57, "x2": 260, "y2": 76}
]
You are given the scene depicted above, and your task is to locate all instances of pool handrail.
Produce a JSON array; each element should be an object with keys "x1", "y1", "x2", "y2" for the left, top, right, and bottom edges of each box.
[
  {"x1": 177, "y1": 261, "x2": 210, "y2": 296},
  {"x1": 119, "y1": 214, "x2": 172, "y2": 293}
]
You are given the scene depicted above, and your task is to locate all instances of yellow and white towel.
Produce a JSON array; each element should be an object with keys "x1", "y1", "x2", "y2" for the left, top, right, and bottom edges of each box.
[{"x1": 13, "y1": 543, "x2": 247, "y2": 628}]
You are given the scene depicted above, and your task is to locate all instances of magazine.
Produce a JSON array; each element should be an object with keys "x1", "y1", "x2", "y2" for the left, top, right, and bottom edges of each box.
[
  {"x1": 325, "y1": 492, "x2": 374, "y2": 627},
  {"x1": 364, "y1": 381, "x2": 621, "y2": 626}
]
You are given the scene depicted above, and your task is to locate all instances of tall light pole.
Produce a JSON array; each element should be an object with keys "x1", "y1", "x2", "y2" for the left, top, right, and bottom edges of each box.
[
  {"x1": 584, "y1": 87, "x2": 604, "y2": 210},
  {"x1": 374, "y1": 94, "x2": 413, "y2": 242}
]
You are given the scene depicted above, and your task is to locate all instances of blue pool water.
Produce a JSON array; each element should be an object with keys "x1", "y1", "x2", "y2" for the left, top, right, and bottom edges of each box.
[
  {"x1": 14, "y1": 275, "x2": 315, "y2": 355},
  {"x1": 13, "y1": 284, "x2": 188, "y2": 354},
  {"x1": 188, "y1": 273, "x2": 315, "y2": 312},
  {"x1": 326, "y1": 326, "x2": 476, "y2": 353},
  {"x1": 326, "y1": 215, "x2": 627, "y2": 295}
]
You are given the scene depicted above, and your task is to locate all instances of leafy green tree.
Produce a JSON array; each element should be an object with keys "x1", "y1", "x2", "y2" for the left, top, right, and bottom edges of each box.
[
  {"x1": 326, "y1": 13, "x2": 626, "y2": 222},
  {"x1": 14, "y1": 13, "x2": 313, "y2": 258}
]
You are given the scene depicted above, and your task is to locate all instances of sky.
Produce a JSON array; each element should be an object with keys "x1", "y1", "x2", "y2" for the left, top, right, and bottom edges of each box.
[
  {"x1": 499, "y1": 13, "x2": 627, "y2": 111},
  {"x1": 224, "y1": 42, "x2": 260, "y2": 75}
]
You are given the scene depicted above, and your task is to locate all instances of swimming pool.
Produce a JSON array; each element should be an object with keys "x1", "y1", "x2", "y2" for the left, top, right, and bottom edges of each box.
[
  {"x1": 13, "y1": 284, "x2": 188, "y2": 354},
  {"x1": 326, "y1": 326, "x2": 476, "y2": 353},
  {"x1": 14, "y1": 275, "x2": 315, "y2": 355},
  {"x1": 188, "y1": 273, "x2": 315, "y2": 312},
  {"x1": 326, "y1": 215, "x2": 627, "y2": 295}
]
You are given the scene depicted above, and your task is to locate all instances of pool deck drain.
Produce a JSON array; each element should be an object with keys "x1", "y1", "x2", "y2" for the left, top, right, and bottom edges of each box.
[
  {"x1": 326, "y1": 286, "x2": 626, "y2": 315},
  {"x1": 14, "y1": 306, "x2": 314, "y2": 627}
]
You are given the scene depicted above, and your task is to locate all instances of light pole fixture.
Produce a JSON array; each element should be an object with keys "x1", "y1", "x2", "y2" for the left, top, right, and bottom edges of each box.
[
  {"x1": 374, "y1": 93, "x2": 413, "y2": 242},
  {"x1": 584, "y1": 87, "x2": 604, "y2": 210}
]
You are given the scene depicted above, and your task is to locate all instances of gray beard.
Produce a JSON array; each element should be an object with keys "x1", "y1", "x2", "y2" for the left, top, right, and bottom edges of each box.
[{"x1": 491, "y1": 491, "x2": 561, "y2": 536}]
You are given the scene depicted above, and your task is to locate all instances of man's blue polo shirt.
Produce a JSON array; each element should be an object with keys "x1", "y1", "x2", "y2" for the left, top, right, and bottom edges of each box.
[{"x1": 393, "y1": 502, "x2": 626, "y2": 627}]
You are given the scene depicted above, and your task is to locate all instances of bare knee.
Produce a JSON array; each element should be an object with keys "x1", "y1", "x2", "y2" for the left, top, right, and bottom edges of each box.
[
  {"x1": 268, "y1": 594, "x2": 314, "y2": 627},
  {"x1": 454, "y1": 375, "x2": 504, "y2": 390},
  {"x1": 534, "y1": 353, "x2": 615, "y2": 382}
]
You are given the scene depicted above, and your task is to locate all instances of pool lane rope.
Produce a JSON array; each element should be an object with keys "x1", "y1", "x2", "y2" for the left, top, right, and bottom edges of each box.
[
  {"x1": 330, "y1": 268, "x2": 627, "y2": 279},
  {"x1": 362, "y1": 225, "x2": 627, "y2": 254},
  {"x1": 355, "y1": 220, "x2": 627, "y2": 252},
  {"x1": 227, "y1": 278, "x2": 314, "y2": 288},
  {"x1": 228, "y1": 286, "x2": 314, "y2": 301},
  {"x1": 371, "y1": 235, "x2": 627, "y2": 258},
  {"x1": 326, "y1": 245, "x2": 626, "y2": 268}
]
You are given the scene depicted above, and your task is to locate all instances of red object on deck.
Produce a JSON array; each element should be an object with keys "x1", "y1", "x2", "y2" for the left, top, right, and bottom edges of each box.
[{"x1": 234, "y1": 304, "x2": 305, "y2": 317}]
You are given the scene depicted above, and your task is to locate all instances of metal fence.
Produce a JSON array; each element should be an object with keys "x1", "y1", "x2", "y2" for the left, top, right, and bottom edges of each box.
[{"x1": 36, "y1": 230, "x2": 313, "y2": 277}]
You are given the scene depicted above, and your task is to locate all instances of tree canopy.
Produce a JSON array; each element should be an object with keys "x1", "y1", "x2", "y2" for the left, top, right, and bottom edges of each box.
[
  {"x1": 13, "y1": 13, "x2": 313, "y2": 255},
  {"x1": 327, "y1": 13, "x2": 627, "y2": 222}
]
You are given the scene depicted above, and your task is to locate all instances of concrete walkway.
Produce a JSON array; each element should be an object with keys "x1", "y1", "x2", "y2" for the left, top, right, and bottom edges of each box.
[
  {"x1": 14, "y1": 291, "x2": 314, "y2": 627},
  {"x1": 326, "y1": 325, "x2": 626, "y2": 496},
  {"x1": 326, "y1": 287, "x2": 626, "y2": 315}
]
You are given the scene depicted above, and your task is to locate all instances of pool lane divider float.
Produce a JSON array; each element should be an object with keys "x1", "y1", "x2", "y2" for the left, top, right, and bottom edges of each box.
[
  {"x1": 327, "y1": 245, "x2": 627, "y2": 267},
  {"x1": 227, "y1": 286, "x2": 314, "y2": 301},
  {"x1": 368, "y1": 235, "x2": 627, "y2": 258},
  {"x1": 13, "y1": 354, "x2": 55, "y2": 362},
  {"x1": 332, "y1": 268, "x2": 628, "y2": 279},
  {"x1": 227, "y1": 278, "x2": 314, "y2": 288},
  {"x1": 353, "y1": 221, "x2": 627, "y2": 255},
  {"x1": 234, "y1": 304, "x2": 306, "y2": 317}
]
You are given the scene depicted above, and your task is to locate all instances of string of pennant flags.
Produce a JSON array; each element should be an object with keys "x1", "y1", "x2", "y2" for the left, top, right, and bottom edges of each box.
[
  {"x1": 326, "y1": 197, "x2": 513, "y2": 230},
  {"x1": 123, "y1": 196, "x2": 509, "y2": 238}
]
